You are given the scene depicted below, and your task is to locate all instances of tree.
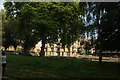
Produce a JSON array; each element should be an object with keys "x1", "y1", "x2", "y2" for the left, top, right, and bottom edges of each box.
[
  {"x1": 83, "y1": 2, "x2": 120, "y2": 63},
  {"x1": 0, "y1": 10, "x2": 3, "y2": 47},
  {"x1": 57, "y1": 2, "x2": 84, "y2": 54},
  {"x1": 34, "y1": 2, "x2": 84, "y2": 56},
  {"x1": 84, "y1": 41, "x2": 91, "y2": 55},
  {"x1": 3, "y1": 2, "x2": 40, "y2": 54},
  {"x1": 2, "y1": 9, "x2": 18, "y2": 50},
  {"x1": 3, "y1": 2, "x2": 84, "y2": 56},
  {"x1": 100, "y1": 2, "x2": 120, "y2": 52},
  {"x1": 2, "y1": 19, "x2": 18, "y2": 50}
]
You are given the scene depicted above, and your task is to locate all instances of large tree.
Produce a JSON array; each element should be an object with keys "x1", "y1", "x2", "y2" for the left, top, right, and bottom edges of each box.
[
  {"x1": 83, "y1": 2, "x2": 120, "y2": 63},
  {"x1": 31, "y1": 2, "x2": 84, "y2": 56},
  {"x1": 100, "y1": 2, "x2": 120, "y2": 52},
  {"x1": 2, "y1": 19, "x2": 18, "y2": 50},
  {"x1": 2, "y1": 9, "x2": 18, "y2": 50},
  {"x1": 3, "y1": 2, "x2": 38, "y2": 54},
  {"x1": 3, "y1": 2, "x2": 84, "y2": 56},
  {"x1": 56, "y1": 2, "x2": 84, "y2": 54}
]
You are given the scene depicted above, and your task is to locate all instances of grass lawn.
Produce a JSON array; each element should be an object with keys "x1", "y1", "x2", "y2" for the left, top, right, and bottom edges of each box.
[{"x1": 5, "y1": 53, "x2": 120, "y2": 80}]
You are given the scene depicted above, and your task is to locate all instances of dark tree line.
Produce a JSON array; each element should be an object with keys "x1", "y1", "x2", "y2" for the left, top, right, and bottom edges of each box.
[
  {"x1": 83, "y1": 2, "x2": 120, "y2": 63},
  {"x1": 2, "y1": 2, "x2": 120, "y2": 63},
  {"x1": 2, "y1": 2, "x2": 84, "y2": 56}
]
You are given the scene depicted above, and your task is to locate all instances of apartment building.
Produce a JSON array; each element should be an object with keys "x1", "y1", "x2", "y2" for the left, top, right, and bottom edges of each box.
[
  {"x1": 1, "y1": 38, "x2": 94, "y2": 57},
  {"x1": 34, "y1": 38, "x2": 94, "y2": 57}
]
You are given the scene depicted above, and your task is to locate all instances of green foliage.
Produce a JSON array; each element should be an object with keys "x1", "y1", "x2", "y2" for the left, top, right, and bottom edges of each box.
[
  {"x1": 3, "y1": 2, "x2": 84, "y2": 56},
  {"x1": 83, "y1": 2, "x2": 120, "y2": 63},
  {"x1": 56, "y1": 2, "x2": 84, "y2": 49},
  {"x1": 84, "y1": 2, "x2": 120, "y2": 52},
  {"x1": 2, "y1": 10, "x2": 19, "y2": 50},
  {"x1": 0, "y1": 10, "x2": 4, "y2": 46},
  {"x1": 99, "y1": 3, "x2": 120, "y2": 51}
]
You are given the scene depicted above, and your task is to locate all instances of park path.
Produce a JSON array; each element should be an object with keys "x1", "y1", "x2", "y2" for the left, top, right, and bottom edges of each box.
[
  {"x1": 1, "y1": 76, "x2": 16, "y2": 80},
  {"x1": 5, "y1": 67, "x2": 63, "y2": 78}
]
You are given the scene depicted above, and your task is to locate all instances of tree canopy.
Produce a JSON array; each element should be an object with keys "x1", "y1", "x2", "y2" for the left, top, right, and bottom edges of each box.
[
  {"x1": 3, "y1": 2, "x2": 84, "y2": 56},
  {"x1": 83, "y1": 2, "x2": 120, "y2": 63}
]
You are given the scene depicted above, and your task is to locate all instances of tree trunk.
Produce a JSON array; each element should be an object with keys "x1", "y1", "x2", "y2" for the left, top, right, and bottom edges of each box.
[
  {"x1": 13, "y1": 45, "x2": 17, "y2": 51},
  {"x1": 85, "y1": 49, "x2": 87, "y2": 54},
  {"x1": 98, "y1": 36, "x2": 103, "y2": 64},
  {"x1": 5, "y1": 47, "x2": 7, "y2": 51},
  {"x1": 68, "y1": 47, "x2": 70, "y2": 57},
  {"x1": 23, "y1": 46, "x2": 30, "y2": 55},
  {"x1": 58, "y1": 52, "x2": 60, "y2": 56},
  {"x1": 40, "y1": 39, "x2": 46, "y2": 57},
  {"x1": 62, "y1": 48, "x2": 65, "y2": 57},
  {"x1": 116, "y1": 51, "x2": 119, "y2": 62},
  {"x1": 62, "y1": 52, "x2": 64, "y2": 56},
  {"x1": 99, "y1": 51, "x2": 102, "y2": 64}
]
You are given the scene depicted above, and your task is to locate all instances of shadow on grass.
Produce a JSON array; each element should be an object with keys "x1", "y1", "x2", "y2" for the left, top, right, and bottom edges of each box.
[{"x1": 11, "y1": 78, "x2": 120, "y2": 80}]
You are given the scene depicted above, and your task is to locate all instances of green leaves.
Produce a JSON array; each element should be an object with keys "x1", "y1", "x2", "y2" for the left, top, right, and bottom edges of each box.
[
  {"x1": 3, "y1": 2, "x2": 84, "y2": 55},
  {"x1": 84, "y1": 2, "x2": 120, "y2": 52}
]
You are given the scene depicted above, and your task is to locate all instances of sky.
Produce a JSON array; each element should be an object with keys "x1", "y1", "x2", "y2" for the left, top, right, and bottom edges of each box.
[{"x1": 0, "y1": 1, "x2": 4, "y2": 10}]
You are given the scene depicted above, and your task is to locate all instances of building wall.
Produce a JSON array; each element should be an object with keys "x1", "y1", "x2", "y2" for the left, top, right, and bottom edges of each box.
[
  {"x1": 2, "y1": 38, "x2": 94, "y2": 57},
  {"x1": 34, "y1": 38, "x2": 94, "y2": 57}
]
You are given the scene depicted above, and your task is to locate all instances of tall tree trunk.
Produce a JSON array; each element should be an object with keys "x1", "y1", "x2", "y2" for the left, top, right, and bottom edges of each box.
[
  {"x1": 98, "y1": 35, "x2": 103, "y2": 64},
  {"x1": 99, "y1": 50, "x2": 102, "y2": 64},
  {"x1": 13, "y1": 45, "x2": 17, "y2": 51},
  {"x1": 23, "y1": 46, "x2": 30, "y2": 55},
  {"x1": 5, "y1": 47, "x2": 7, "y2": 51},
  {"x1": 58, "y1": 52, "x2": 60, "y2": 56},
  {"x1": 40, "y1": 39, "x2": 46, "y2": 57},
  {"x1": 68, "y1": 47, "x2": 70, "y2": 57},
  {"x1": 95, "y1": 45, "x2": 102, "y2": 64},
  {"x1": 62, "y1": 48, "x2": 65, "y2": 56},
  {"x1": 22, "y1": 40, "x2": 31, "y2": 55},
  {"x1": 116, "y1": 51, "x2": 119, "y2": 62},
  {"x1": 62, "y1": 52, "x2": 64, "y2": 56},
  {"x1": 85, "y1": 49, "x2": 87, "y2": 54}
]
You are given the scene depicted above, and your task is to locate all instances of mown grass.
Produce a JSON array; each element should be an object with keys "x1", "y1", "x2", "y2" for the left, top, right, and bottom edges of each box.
[{"x1": 5, "y1": 53, "x2": 120, "y2": 80}]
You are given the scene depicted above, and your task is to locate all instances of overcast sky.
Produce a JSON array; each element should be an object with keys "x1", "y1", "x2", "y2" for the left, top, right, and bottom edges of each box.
[{"x1": 0, "y1": 1, "x2": 4, "y2": 10}]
